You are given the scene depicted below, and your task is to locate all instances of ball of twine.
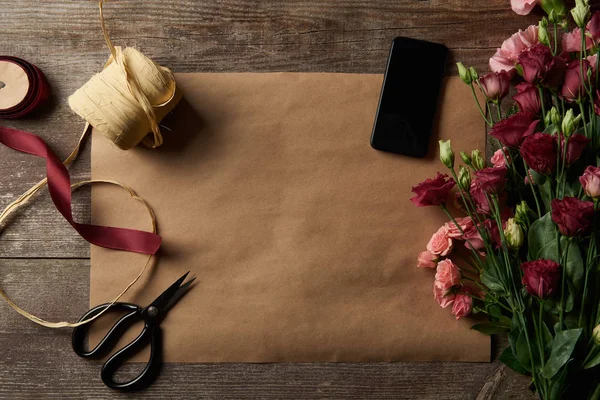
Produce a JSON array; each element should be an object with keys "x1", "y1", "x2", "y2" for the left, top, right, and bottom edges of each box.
[{"x1": 68, "y1": 1, "x2": 181, "y2": 150}]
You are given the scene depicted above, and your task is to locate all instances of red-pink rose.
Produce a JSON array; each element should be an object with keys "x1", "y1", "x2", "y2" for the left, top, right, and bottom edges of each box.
[
  {"x1": 479, "y1": 71, "x2": 511, "y2": 102},
  {"x1": 551, "y1": 197, "x2": 595, "y2": 237},
  {"x1": 470, "y1": 181, "x2": 492, "y2": 214},
  {"x1": 518, "y1": 44, "x2": 566, "y2": 88},
  {"x1": 559, "y1": 133, "x2": 590, "y2": 165},
  {"x1": 489, "y1": 112, "x2": 539, "y2": 147},
  {"x1": 513, "y1": 82, "x2": 542, "y2": 114},
  {"x1": 520, "y1": 133, "x2": 557, "y2": 175},
  {"x1": 417, "y1": 250, "x2": 438, "y2": 269},
  {"x1": 595, "y1": 90, "x2": 600, "y2": 116},
  {"x1": 561, "y1": 60, "x2": 592, "y2": 102},
  {"x1": 435, "y1": 259, "x2": 461, "y2": 291},
  {"x1": 490, "y1": 25, "x2": 539, "y2": 73},
  {"x1": 410, "y1": 173, "x2": 456, "y2": 207},
  {"x1": 462, "y1": 224, "x2": 485, "y2": 251},
  {"x1": 427, "y1": 226, "x2": 453, "y2": 256},
  {"x1": 580, "y1": 166, "x2": 600, "y2": 199},
  {"x1": 473, "y1": 166, "x2": 508, "y2": 194},
  {"x1": 433, "y1": 284, "x2": 455, "y2": 309},
  {"x1": 491, "y1": 148, "x2": 511, "y2": 168},
  {"x1": 521, "y1": 259, "x2": 561, "y2": 298},
  {"x1": 451, "y1": 292, "x2": 473, "y2": 320},
  {"x1": 445, "y1": 216, "x2": 474, "y2": 238}
]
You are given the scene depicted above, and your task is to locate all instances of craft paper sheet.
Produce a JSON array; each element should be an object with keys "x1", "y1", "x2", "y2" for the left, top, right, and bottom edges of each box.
[{"x1": 90, "y1": 73, "x2": 490, "y2": 362}]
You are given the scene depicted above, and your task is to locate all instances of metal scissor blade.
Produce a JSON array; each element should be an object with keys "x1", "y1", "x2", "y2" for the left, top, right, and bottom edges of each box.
[
  {"x1": 149, "y1": 271, "x2": 191, "y2": 310},
  {"x1": 163, "y1": 277, "x2": 196, "y2": 314}
]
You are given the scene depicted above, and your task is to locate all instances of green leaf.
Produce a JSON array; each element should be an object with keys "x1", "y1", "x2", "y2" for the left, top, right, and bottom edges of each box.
[
  {"x1": 516, "y1": 330, "x2": 533, "y2": 373},
  {"x1": 480, "y1": 272, "x2": 506, "y2": 293},
  {"x1": 538, "y1": 180, "x2": 553, "y2": 212},
  {"x1": 541, "y1": 328, "x2": 582, "y2": 379},
  {"x1": 584, "y1": 348, "x2": 600, "y2": 369},
  {"x1": 487, "y1": 304, "x2": 502, "y2": 319},
  {"x1": 528, "y1": 212, "x2": 557, "y2": 261},
  {"x1": 499, "y1": 346, "x2": 529, "y2": 375},
  {"x1": 541, "y1": 322, "x2": 553, "y2": 357},
  {"x1": 471, "y1": 321, "x2": 511, "y2": 335}
]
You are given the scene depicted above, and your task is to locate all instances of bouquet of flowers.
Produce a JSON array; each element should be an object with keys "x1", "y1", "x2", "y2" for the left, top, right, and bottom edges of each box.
[{"x1": 411, "y1": 1, "x2": 600, "y2": 398}]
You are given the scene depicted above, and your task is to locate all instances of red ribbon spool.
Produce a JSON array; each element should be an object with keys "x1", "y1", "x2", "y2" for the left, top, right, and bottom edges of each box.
[{"x1": 0, "y1": 56, "x2": 51, "y2": 119}]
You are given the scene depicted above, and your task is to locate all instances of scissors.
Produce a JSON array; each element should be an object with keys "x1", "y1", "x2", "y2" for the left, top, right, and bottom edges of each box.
[{"x1": 72, "y1": 272, "x2": 195, "y2": 391}]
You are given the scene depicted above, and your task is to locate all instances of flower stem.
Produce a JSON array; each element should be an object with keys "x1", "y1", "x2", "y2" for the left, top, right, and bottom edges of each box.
[
  {"x1": 470, "y1": 83, "x2": 493, "y2": 126},
  {"x1": 522, "y1": 159, "x2": 542, "y2": 218},
  {"x1": 559, "y1": 239, "x2": 570, "y2": 330}
]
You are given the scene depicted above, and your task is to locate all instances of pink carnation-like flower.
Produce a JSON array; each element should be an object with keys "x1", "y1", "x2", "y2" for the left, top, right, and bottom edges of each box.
[
  {"x1": 434, "y1": 284, "x2": 455, "y2": 308},
  {"x1": 427, "y1": 226, "x2": 453, "y2": 256},
  {"x1": 417, "y1": 250, "x2": 439, "y2": 269},
  {"x1": 491, "y1": 148, "x2": 511, "y2": 168},
  {"x1": 510, "y1": 0, "x2": 539, "y2": 15},
  {"x1": 444, "y1": 216, "x2": 474, "y2": 238},
  {"x1": 490, "y1": 25, "x2": 539, "y2": 73},
  {"x1": 452, "y1": 291, "x2": 473, "y2": 320},
  {"x1": 435, "y1": 259, "x2": 461, "y2": 292},
  {"x1": 562, "y1": 28, "x2": 594, "y2": 52}
]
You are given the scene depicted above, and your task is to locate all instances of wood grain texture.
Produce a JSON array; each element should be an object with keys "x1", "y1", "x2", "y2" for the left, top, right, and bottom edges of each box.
[{"x1": 0, "y1": 0, "x2": 546, "y2": 398}]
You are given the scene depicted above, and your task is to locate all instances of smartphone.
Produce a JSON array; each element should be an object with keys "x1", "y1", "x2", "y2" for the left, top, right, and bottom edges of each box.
[{"x1": 370, "y1": 37, "x2": 448, "y2": 157}]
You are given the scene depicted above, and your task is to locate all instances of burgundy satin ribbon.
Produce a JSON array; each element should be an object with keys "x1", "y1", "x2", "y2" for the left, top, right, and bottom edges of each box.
[
  {"x1": 0, "y1": 56, "x2": 51, "y2": 119},
  {"x1": 0, "y1": 126, "x2": 161, "y2": 254}
]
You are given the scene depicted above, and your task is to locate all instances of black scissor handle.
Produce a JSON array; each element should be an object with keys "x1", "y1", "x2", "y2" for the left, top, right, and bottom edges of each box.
[
  {"x1": 101, "y1": 324, "x2": 163, "y2": 391},
  {"x1": 72, "y1": 302, "x2": 141, "y2": 359}
]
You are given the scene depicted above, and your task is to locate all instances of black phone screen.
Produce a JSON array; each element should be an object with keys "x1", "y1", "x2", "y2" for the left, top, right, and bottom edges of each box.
[{"x1": 370, "y1": 37, "x2": 448, "y2": 157}]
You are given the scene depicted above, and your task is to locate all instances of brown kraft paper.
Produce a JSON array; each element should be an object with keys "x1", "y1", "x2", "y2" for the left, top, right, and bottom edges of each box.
[{"x1": 89, "y1": 73, "x2": 490, "y2": 362}]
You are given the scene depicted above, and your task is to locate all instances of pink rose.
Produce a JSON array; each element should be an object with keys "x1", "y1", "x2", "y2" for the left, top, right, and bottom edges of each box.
[
  {"x1": 511, "y1": 0, "x2": 539, "y2": 15},
  {"x1": 427, "y1": 226, "x2": 453, "y2": 256},
  {"x1": 444, "y1": 216, "x2": 474, "y2": 238},
  {"x1": 435, "y1": 259, "x2": 461, "y2": 291},
  {"x1": 417, "y1": 250, "x2": 439, "y2": 269},
  {"x1": 433, "y1": 284, "x2": 455, "y2": 309},
  {"x1": 580, "y1": 166, "x2": 600, "y2": 199},
  {"x1": 513, "y1": 82, "x2": 542, "y2": 114},
  {"x1": 491, "y1": 148, "x2": 511, "y2": 168},
  {"x1": 451, "y1": 292, "x2": 473, "y2": 320},
  {"x1": 490, "y1": 25, "x2": 539, "y2": 73}
]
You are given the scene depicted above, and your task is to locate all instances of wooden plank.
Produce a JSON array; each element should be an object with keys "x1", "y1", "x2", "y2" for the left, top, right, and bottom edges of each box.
[{"x1": 0, "y1": 258, "x2": 535, "y2": 399}]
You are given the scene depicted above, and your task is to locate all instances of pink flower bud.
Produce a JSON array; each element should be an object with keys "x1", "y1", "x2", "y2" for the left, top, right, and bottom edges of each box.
[
  {"x1": 580, "y1": 166, "x2": 600, "y2": 199},
  {"x1": 417, "y1": 250, "x2": 439, "y2": 269}
]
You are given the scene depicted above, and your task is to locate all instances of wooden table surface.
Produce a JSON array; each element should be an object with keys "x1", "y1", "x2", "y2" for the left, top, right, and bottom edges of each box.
[{"x1": 0, "y1": 1, "x2": 560, "y2": 398}]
